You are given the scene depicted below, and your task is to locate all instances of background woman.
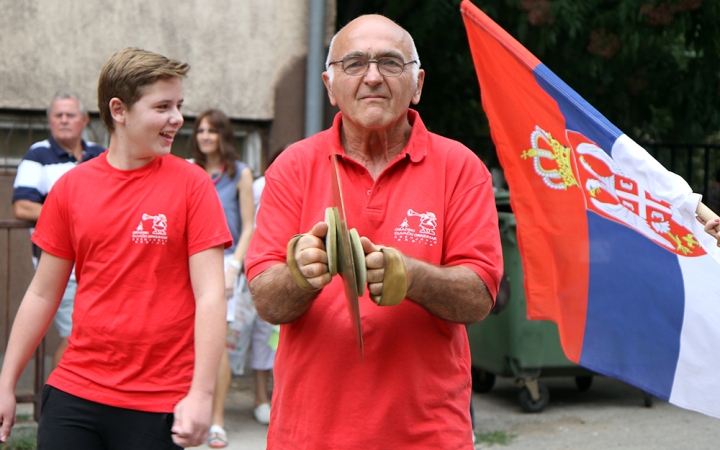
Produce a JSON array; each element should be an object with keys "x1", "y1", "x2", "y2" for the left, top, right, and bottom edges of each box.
[{"x1": 192, "y1": 109, "x2": 255, "y2": 448}]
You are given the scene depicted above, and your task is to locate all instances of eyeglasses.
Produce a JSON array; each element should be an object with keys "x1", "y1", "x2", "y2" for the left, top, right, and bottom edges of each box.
[{"x1": 327, "y1": 56, "x2": 418, "y2": 77}]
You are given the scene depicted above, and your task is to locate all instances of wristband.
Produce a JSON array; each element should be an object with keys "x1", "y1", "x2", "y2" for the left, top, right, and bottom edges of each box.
[{"x1": 229, "y1": 259, "x2": 242, "y2": 271}]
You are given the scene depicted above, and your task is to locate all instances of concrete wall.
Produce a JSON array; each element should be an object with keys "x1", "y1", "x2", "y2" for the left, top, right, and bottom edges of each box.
[{"x1": 0, "y1": 0, "x2": 335, "y2": 122}]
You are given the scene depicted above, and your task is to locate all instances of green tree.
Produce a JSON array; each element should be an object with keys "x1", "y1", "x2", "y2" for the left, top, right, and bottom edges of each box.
[{"x1": 336, "y1": 0, "x2": 720, "y2": 144}]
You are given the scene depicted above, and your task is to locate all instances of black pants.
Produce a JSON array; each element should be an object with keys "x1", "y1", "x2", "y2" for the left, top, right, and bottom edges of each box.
[{"x1": 37, "y1": 385, "x2": 182, "y2": 450}]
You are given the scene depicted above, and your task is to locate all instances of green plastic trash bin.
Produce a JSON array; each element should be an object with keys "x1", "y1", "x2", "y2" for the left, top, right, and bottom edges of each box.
[{"x1": 467, "y1": 189, "x2": 593, "y2": 412}]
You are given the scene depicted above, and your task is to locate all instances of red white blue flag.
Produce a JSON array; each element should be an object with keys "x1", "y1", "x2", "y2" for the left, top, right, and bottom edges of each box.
[{"x1": 461, "y1": 0, "x2": 720, "y2": 418}]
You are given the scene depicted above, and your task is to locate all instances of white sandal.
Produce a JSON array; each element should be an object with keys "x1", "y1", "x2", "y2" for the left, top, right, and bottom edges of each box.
[{"x1": 207, "y1": 424, "x2": 228, "y2": 448}]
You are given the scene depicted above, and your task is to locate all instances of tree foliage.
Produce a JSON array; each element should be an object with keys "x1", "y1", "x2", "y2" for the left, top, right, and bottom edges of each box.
[{"x1": 336, "y1": 0, "x2": 720, "y2": 144}]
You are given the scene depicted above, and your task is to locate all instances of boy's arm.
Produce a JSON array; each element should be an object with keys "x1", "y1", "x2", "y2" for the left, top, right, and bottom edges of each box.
[
  {"x1": 171, "y1": 245, "x2": 226, "y2": 448},
  {"x1": 0, "y1": 253, "x2": 73, "y2": 442}
]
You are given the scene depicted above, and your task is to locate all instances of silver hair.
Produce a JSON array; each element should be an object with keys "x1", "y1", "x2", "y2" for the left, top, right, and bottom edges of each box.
[
  {"x1": 325, "y1": 21, "x2": 421, "y2": 86},
  {"x1": 47, "y1": 91, "x2": 87, "y2": 117}
]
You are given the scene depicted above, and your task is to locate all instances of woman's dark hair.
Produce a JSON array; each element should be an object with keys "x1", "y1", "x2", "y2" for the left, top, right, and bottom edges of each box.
[{"x1": 191, "y1": 109, "x2": 239, "y2": 179}]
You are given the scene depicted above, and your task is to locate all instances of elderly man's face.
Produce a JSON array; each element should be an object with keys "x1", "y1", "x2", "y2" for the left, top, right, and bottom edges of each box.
[
  {"x1": 48, "y1": 98, "x2": 89, "y2": 147},
  {"x1": 323, "y1": 16, "x2": 424, "y2": 132}
]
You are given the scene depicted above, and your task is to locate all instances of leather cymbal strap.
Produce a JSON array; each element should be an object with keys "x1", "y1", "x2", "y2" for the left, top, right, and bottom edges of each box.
[
  {"x1": 286, "y1": 234, "x2": 320, "y2": 291},
  {"x1": 372, "y1": 247, "x2": 407, "y2": 306}
]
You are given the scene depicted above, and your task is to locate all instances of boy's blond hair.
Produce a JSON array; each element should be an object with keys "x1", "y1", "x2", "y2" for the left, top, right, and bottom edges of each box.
[{"x1": 98, "y1": 48, "x2": 190, "y2": 132}]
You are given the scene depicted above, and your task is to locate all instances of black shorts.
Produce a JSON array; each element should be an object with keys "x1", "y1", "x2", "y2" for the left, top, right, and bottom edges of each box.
[{"x1": 37, "y1": 385, "x2": 183, "y2": 450}]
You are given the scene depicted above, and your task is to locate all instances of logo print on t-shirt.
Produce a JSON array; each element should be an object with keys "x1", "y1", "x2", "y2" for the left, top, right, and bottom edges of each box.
[
  {"x1": 132, "y1": 213, "x2": 168, "y2": 244},
  {"x1": 394, "y1": 209, "x2": 437, "y2": 246}
]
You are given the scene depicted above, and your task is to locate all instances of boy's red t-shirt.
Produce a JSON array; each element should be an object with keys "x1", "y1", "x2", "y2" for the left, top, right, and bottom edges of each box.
[{"x1": 32, "y1": 152, "x2": 232, "y2": 412}]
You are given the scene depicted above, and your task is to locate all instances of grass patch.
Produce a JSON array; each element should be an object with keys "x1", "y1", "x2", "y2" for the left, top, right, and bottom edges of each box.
[
  {"x1": 0, "y1": 428, "x2": 36, "y2": 450},
  {"x1": 475, "y1": 430, "x2": 516, "y2": 446}
]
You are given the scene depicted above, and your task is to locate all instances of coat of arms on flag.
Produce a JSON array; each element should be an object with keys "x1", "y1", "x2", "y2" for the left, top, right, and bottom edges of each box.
[{"x1": 522, "y1": 125, "x2": 704, "y2": 257}]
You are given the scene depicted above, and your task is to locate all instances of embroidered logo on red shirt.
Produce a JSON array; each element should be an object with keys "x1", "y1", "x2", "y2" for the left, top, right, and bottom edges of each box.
[
  {"x1": 132, "y1": 213, "x2": 168, "y2": 244},
  {"x1": 394, "y1": 209, "x2": 438, "y2": 246}
]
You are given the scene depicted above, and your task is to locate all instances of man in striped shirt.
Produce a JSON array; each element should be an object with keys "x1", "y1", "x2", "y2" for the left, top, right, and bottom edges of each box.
[{"x1": 12, "y1": 92, "x2": 105, "y2": 368}]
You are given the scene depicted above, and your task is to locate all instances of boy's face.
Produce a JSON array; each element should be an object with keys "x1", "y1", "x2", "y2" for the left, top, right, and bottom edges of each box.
[{"x1": 123, "y1": 77, "x2": 184, "y2": 159}]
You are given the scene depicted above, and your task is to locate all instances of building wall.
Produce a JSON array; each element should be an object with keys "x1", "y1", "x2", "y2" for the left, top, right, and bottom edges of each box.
[{"x1": 0, "y1": 0, "x2": 335, "y2": 121}]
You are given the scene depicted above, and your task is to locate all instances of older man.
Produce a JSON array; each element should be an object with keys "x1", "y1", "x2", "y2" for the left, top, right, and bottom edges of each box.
[
  {"x1": 12, "y1": 92, "x2": 104, "y2": 368},
  {"x1": 245, "y1": 14, "x2": 503, "y2": 449}
]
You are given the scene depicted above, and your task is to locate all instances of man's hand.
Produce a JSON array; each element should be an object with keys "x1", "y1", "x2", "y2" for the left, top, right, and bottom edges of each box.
[
  {"x1": 703, "y1": 218, "x2": 720, "y2": 247},
  {"x1": 360, "y1": 237, "x2": 408, "y2": 306},
  {"x1": 224, "y1": 266, "x2": 238, "y2": 299},
  {"x1": 695, "y1": 202, "x2": 720, "y2": 247},
  {"x1": 361, "y1": 235, "x2": 492, "y2": 323},
  {"x1": 0, "y1": 389, "x2": 17, "y2": 443},
  {"x1": 696, "y1": 213, "x2": 720, "y2": 247},
  {"x1": 171, "y1": 389, "x2": 213, "y2": 447},
  {"x1": 361, "y1": 237, "x2": 386, "y2": 300},
  {"x1": 251, "y1": 221, "x2": 333, "y2": 324},
  {"x1": 291, "y1": 221, "x2": 332, "y2": 290}
]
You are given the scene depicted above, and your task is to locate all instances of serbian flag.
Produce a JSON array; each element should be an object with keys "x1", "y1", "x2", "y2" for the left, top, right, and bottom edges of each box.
[{"x1": 461, "y1": 0, "x2": 720, "y2": 418}]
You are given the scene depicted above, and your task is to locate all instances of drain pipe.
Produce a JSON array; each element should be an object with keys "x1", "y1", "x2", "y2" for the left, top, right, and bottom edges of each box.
[{"x1": 304, "y1": 0, "x2": 326, "y2": 138}]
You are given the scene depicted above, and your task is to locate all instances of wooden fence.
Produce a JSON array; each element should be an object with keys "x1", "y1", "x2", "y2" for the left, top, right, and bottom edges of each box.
[{"x1": 0, "y1": 220, "x2": 45, "y2": 422}]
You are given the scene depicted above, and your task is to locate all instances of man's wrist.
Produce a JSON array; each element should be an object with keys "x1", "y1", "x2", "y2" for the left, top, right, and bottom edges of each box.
[{"x1": 228, "y1": 260, "x2": 241, "y2": 271}]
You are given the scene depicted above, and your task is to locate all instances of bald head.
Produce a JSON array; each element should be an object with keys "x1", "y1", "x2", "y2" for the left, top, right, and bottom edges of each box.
[{"x1": 325, "y1": 15, "x2": 421, "y2": 85}]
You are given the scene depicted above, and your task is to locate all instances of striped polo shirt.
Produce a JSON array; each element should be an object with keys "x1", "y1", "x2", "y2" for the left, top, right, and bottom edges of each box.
[{"x1": 12, "y1": 136, "x2": 105, "y2": 204}]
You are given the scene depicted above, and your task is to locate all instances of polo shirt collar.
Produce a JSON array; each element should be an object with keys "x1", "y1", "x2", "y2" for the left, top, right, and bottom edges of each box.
[
  {"x1": 328, "y1": 108, "x2": 428, "y2": 163},
  {"x1": 402, "y1": 109, "x2": 428, "y2": 163},
  {"x1": 48, "y1": 135, "x2": 88, "y2": 161}
]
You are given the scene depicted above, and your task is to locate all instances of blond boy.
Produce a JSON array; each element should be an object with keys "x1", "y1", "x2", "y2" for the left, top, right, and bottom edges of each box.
[{"x1": 0, "y1": 48, "x2": 230, "y2": 449}]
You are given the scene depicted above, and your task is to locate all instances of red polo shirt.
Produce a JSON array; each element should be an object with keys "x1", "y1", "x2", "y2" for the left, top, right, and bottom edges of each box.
[{"x1": 246, "y1": 110, "x2": 502, "y2": 449}]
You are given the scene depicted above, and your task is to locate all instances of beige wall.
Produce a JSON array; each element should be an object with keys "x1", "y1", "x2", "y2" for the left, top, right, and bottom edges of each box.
[{"x1": 0, "y1": 0, "x2": 335, "y2": 122}]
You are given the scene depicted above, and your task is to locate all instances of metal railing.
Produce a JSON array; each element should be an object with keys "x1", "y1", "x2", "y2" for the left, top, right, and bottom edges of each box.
[
  {"x1": 0, "y1": 219, "x2": 43, "y2": 422},
  {"x1": 645, "y1": 143, "x2": 720, "y2": 203}
]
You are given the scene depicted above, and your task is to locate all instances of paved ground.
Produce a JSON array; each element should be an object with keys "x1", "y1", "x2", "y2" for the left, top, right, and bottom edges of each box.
[
  {"x1": 14, "y1": 373, "x2": 720, "y2": 449},
  {"x1": 196, "y1": 373, "x2": 720, "y2": 450},
  {"x1": 472, "y1": 375, "x2": 720, "y2": 449}
]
